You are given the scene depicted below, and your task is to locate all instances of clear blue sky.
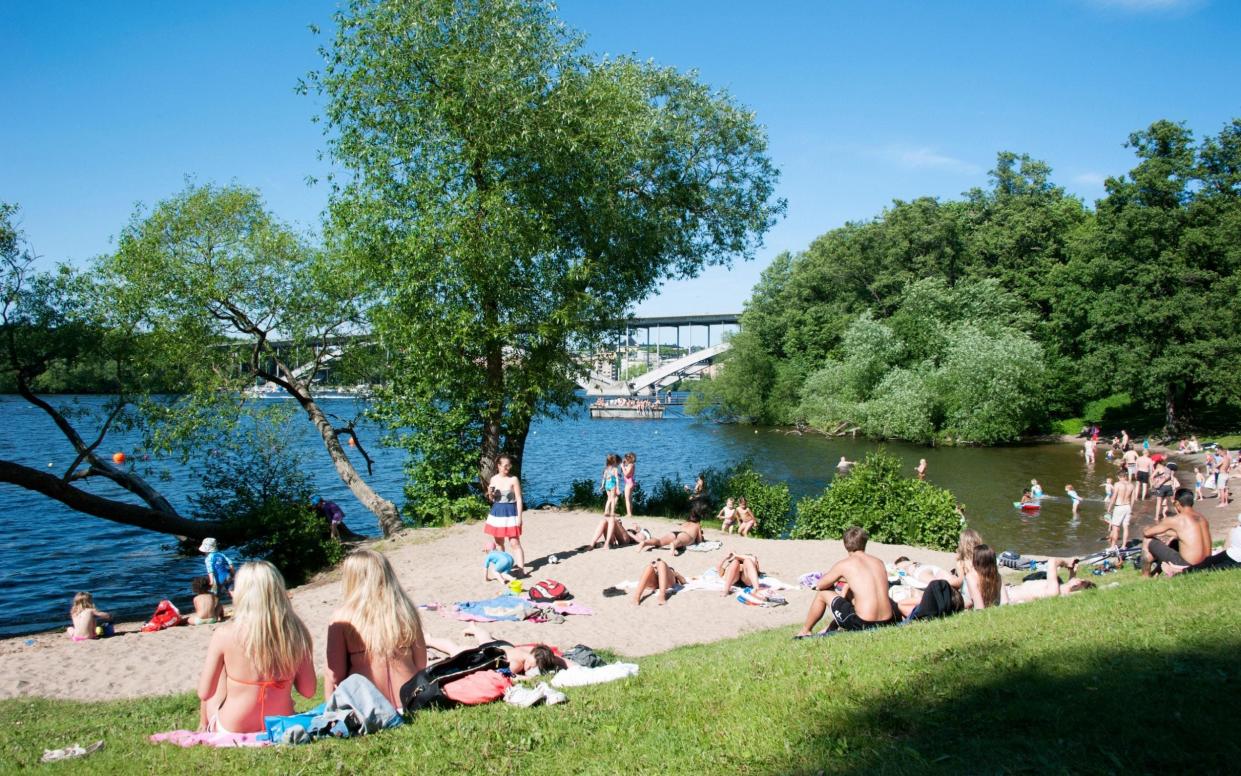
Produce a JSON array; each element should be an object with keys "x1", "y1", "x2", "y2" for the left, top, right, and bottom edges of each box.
[{"x1": 3, "y1": 0, "x2": 1238, "y2": 317}]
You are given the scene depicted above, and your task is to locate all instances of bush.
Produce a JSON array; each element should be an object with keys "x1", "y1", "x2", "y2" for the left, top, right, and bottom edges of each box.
[
  {"x1": 191, "y1": 415, "x2": 343, "y2": 585},
  {"x1": 235, "y1": 499, "x2": 345, "y2": 586},
  {"x1": 722, "y1": 461, "x2": 791, "y2": 538},
  {"x1": 791, "y1": 451, "x2": 961, "y2": 550}
]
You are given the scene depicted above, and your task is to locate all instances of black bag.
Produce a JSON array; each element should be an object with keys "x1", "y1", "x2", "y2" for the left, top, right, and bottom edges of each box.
[{"x1": 399, "y1": 645, "x2": 508, "y2": 714}]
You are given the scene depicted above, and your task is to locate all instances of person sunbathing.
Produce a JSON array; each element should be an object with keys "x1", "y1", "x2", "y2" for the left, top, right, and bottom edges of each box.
[
  {"x1": 632, "y1": 558, "x2": 687, "y2": 606},
  {"x1": 717, "y1": 552, "x2": 761, "y2": 596},
  {"x1": 189, "y1": 576, "x2": 224, "y2": 625},
  {"x1": 325, "y1": 550, "x2": 428, "y2": 709},
  {"x1": 433, "y1": 625, "x2": 565, "y2": 675},
  {"x1": 1001, "y1": 557, "x2": 1096, "y2": 604},
  {"x1": 67, "y1": 592, "x2": 112, "y2": 641},
  {"x1": 892, "y1": 556, "x2": 952, "y2": 588},
  {"x1": 636, "y1": 502, "x2": 706, "y2": 555},
  {"x1": 196, "y1": 561, "x2": 316, "y2": 734},
  {"x1": 796, "y1": 526, "x2": 896, "y2": 637},
  {"x1": 964, "y1": 545, "x2": 1004, "y2": 609}
]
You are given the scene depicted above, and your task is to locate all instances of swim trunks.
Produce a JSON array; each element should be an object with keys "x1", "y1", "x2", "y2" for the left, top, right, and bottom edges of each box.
[
  {"x1": 1109, "y1": 504, "x2": 1132, "y2": 527},
  {"x1": 829, "y1": 595, "x2": 897, "y2": 631},
  {"x1": 1136, "y1": 471, "x2": 1150, "y2": 484}
]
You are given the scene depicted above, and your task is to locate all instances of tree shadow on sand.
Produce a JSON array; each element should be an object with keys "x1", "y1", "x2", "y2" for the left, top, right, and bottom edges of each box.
[{"x1": 769, "y1": 635, "x2": 1241, "y2": 775}]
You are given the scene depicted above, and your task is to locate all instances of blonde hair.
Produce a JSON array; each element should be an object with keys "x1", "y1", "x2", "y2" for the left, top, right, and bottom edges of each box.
[
  {"x1": 70, "y1": 592, "x2": 94, "y2": 616},
  {"x1": 231, "y1": 561, "x2": 312, "y2": 680},
  {"x1": 956, "y1": 528, "x2": 983, "y2": 569},
  {"x1": 339, "y1": 550, "x2": 424, "y2": 660}
]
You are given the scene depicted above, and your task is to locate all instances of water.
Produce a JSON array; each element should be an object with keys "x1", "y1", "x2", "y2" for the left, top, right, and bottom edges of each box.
[{"x1": 0, "y1": 394, "x2": 1114, "y2": 636}]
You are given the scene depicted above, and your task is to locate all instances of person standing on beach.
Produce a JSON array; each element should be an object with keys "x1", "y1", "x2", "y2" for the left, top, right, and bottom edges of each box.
[
  {"x1": 1218, "y1": 450, "x2": 1233, "y2": 507},
  {"x1": 1150, "y1": 459, "x2": 1176, "y2": 520},
  {"x1": 621, "y1": 452, "x2": 638, "y2": 519},
  {"x1": 485, "y1": 454, "x2": 527, "y2": 574},
  {"x1": 1135, "y1": 449, "x2": 1154, "y2": 500},
  {"x1": 200, "y1": 538, "x2": 235, "y2": 599},
  {"x1": 1104, "y1": 476, "x2": 1136, "y2": 551}
]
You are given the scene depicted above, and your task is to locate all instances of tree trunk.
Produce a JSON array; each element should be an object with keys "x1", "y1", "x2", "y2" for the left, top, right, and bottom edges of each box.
[
  {"x1": 1164, "y1": 384, "x2": 1178, "y2": 437},
  {"x1": 293, "y1": 389, "x2": 404, "y2": 537},
  {"x1": 478, "y1": 298, "x2": 505, "y2": 487},
  {"x1": 0, "y1": 459, "x2": 242, "y2": 542},
  {"x1": 503, "y1": 414, "x2": 532, "y2": 480}
]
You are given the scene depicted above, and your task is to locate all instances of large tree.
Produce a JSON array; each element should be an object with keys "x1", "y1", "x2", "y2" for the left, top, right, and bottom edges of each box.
[
  {"x1": 0, "y1": 203, "x2": 243, "y2": 541},
  {"x1": 102, "y1": 183, "x2": 405, "y2": 536},
  {"x1": 313, "y1": 0, "x2": 783, "y2": 521}
]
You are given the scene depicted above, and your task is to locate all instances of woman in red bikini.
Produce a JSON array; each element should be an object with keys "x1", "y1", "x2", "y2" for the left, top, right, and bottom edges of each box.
[{"x1": 196, "y1": 561, "x2": 316, "y2": 733}]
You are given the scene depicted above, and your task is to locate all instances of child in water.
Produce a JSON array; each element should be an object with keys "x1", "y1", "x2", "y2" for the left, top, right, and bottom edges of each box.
[
  {"x1": 1030, "y1": 479, "x2": 1044, "y2": 499},
  {"x1": 1065, "y1": 484, "x2": 1082, "y2": 517},
  {"x1": 190, "y1": 576, "x2": 224, "y2": 625},
  {"x1": 67, "y1": 592, "x2": 113, "y2": 641},
  {"x1": 1019, "y1": 488, "x2": 1035, "y2": 506}
]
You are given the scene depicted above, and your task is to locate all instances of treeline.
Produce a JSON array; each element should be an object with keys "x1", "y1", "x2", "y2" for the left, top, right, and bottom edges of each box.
[{"x1": 689, "y1": 118, "x2": 1241, "y2": 443}]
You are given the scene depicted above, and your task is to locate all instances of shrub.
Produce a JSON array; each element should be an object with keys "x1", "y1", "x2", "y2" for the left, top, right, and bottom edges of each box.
[
  {"x1": 191, "y1": 416, "x2": 344, "y2": 584},
  {"x1": 564, "y1": 478, "x2": 607, "y2": 510},
  {"x1": 791, "y1": 450, "x2": 961, "y2": 550},
  {"x1": 723, "y1": 461, "x2": 791, "y2": 538}
]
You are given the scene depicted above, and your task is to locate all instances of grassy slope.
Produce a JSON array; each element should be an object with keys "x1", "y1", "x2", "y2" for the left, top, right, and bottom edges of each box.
[{"x1": 3, "y1": 570, "x2": 1239, "y2": 775}]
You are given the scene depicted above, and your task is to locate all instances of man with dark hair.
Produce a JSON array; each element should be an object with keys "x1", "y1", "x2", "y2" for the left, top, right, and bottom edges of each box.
[
  {"x1": 795, "y1": 526, "x2": 895, "y2": 638},
  {"x1": 1142, "y1": 488, "x2": 1211, "y2": 577}
]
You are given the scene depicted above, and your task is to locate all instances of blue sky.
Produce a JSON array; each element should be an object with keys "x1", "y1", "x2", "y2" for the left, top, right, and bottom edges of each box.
[{"x1": 2, "y1": 0, "x2": 1238, "y2": 317}]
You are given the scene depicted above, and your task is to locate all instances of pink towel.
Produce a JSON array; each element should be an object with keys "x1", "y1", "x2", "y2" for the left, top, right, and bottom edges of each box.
[{"x1": 149, "y1": 730, "x2": 268, "y2": 748}]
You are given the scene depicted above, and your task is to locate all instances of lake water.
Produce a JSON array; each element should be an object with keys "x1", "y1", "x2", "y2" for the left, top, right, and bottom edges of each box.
[{"x1": 0, "y1": 394, "x2": 1117, "y2": 636}]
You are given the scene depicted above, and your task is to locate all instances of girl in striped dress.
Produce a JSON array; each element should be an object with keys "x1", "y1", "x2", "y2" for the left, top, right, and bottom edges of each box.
[{"x1": 485, "y1": 455, "x2": 527, "y2": 573}]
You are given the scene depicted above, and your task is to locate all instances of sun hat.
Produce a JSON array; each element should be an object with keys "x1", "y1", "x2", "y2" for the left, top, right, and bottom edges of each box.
[{"x1": 199, "y1": 538, "x2": 218, "y2": 554}]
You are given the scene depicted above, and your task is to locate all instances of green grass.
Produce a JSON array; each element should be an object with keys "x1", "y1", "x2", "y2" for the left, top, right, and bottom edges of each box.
[{"x1": 4, "y1": 570, "x2": 1240, "y2": 774}]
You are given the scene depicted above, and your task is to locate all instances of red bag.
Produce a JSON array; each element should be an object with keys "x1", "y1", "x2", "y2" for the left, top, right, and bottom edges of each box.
[
  {"x1": 440, "y1": 670, "x2": 512, "y2": 705},
  {"x1": 140, "y1": 600, "x2": 185, "y2": 632},
  {"x1": 527, "y1": 579, "x2": 570, "y2": 602}
]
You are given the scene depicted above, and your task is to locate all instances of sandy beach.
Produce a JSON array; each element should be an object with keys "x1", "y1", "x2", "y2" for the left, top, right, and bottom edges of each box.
[{"x1": 0, "y1": 510, "x2": 954, "y2": 702}]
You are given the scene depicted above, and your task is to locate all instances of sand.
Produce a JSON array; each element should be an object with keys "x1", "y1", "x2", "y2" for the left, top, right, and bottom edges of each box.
[{"x1": 0, "y1": 510, "x2": 955, "y2": 702}]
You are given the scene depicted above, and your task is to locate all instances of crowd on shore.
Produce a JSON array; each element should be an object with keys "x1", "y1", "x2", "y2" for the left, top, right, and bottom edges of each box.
[{"x1": 52, "y1": 434, "x2": 1241, "y2": 743}]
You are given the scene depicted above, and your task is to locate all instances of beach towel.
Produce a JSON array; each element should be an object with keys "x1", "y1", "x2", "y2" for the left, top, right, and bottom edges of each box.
[
  {"x1": 686, "y1": 540, "x2": 723, "y2": 552},
  {"x1": 451, "y1": 595, "x2": 534, "y2": 622},
  {"x1": 149, "y1": 730, "x2": 268, "y2": 748},
  {"x1": 798, "y1": 571, "x2": 824, "y2": 589},
  {"x1": 140, "y1": 600, "x2": 185, "y2": 632},
  {"x1": 736, "y1": 587, "x2": 787, "y2": 607},
  {"x1": 550, "y1": 663, "x2": 639, "y2": 688}
]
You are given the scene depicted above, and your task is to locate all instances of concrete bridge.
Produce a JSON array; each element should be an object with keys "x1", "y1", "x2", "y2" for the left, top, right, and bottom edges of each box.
[{"x1": 579, "y1": 313, "x2": 739, "y2": 396}]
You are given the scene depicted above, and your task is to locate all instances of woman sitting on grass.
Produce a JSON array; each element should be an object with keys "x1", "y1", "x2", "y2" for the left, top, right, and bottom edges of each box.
[
  {"x1": 636, "y1": 502, "x2": 706, "y2": 555},
  {"x1": 954, "y1": 529, "x2": 982, "y2": 606},
  {"x1": 197, "y1": 561, "x2": 316, "y2": 734},
  {"x1": 965, "y1": 545, "x2": 1003, "y2": 609},
  {"x1": 326, "y1": 550, "x2": 428, "y2": 709}
]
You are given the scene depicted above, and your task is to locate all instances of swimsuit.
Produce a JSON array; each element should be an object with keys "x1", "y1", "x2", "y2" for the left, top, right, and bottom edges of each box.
[{"x1": 225, "y1": 674, "x2": 291, "y2": 728}]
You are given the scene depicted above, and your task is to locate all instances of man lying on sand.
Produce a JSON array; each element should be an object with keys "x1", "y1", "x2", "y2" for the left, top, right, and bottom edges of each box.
[{"x1": 795, "y1": 526, "x2": 895, "y2": 638}]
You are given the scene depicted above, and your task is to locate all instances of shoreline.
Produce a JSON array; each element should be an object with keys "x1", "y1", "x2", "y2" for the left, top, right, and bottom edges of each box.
[{"x1": 0, "y1": 509, "x2": 955, "y2": 702}]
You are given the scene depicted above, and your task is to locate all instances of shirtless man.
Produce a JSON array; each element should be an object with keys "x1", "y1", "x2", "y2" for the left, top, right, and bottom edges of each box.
[
  {"x1": 1122, "y1": 446, "x2": 1139, "y2": 482},
  {"x1": 795, "y1": 527, "x2": 895, "y2": 637},
  {"x1": 1104, "y1": 475, "x2": 1136, "y2": 550},
  {"x1": 1142, "y1": 489, "x2": 1211, "y2": 577}
]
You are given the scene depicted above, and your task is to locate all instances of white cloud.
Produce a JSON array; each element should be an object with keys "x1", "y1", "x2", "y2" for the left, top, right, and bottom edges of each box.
[
  {"x1": 1072, "y1": 172, "x2": 1108, "y2": 187},
  {"x1": 1086, "y1": 0, "x2": 1203, "y2": 13},
  {"x1": 880, "y1": 145, "x2": 981, "y2": 175}
]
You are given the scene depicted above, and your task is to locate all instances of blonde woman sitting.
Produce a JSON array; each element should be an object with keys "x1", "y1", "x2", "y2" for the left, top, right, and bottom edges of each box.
[
  {"x1": 325, "y1": 550, "x2": 429, "y2": 709},
  {"x1": 197, "y1": 561, "x2": 316, "y2": 733}
]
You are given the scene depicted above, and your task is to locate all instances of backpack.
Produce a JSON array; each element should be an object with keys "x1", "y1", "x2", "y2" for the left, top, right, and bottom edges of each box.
[
  {"x1": 140, "y1": 600, "x2": 185, "y2": 632},
  {"x1": 399, "y1": 645, "x2": 508, "y2": 714},
  {"x1": 527, "y1": 579, "x2": 571, "y2": 602},
  {"x1": 441, "y1": 670, "x2": 512, "y2": 705}
]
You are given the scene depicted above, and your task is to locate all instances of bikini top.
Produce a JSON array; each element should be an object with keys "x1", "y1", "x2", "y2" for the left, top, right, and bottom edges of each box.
[{"x1": 229, "y1": 674, "x2": 291, "y2": 721}]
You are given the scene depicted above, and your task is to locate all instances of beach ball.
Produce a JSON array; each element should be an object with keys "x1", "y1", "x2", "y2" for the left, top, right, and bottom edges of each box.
[{"x1": 112, "y1": 452, "x2": 127, "y2": 464}]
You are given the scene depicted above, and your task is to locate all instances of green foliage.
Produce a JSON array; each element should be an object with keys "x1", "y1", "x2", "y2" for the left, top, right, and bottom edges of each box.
[
  {"x1": 191, "y1": 413, "x2": 342, "y2": 585},
  {"x1": 315, "y1": 0, "x2": 783, "y2": 509},
  {"x1": 722, "y1": 462, "x2": 791, "y2": 538},
  {"x1": 792, "y1": 451, "x2": 961, "y2": 550},
  {"x1": 794, "y1": 284, "x2": 1047, "y2": 444}
]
